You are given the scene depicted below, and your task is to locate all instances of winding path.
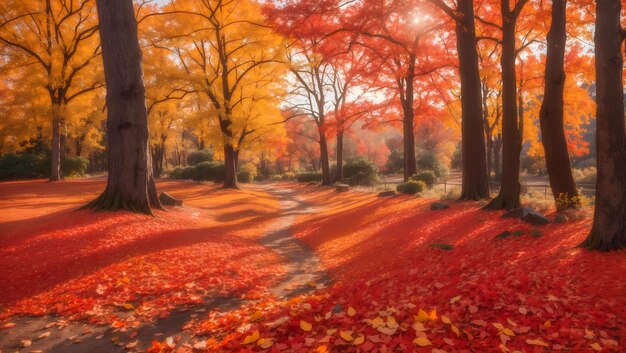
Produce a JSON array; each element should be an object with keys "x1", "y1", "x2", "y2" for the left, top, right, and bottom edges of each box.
[{"x1": 0, "y1": 183, "x2": 329, "y2": 353}]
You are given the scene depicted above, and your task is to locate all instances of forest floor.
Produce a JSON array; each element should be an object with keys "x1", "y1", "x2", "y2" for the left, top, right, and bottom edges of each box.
[{"x1": 0, "y1": 180, "x2": 624, "y2": 353}]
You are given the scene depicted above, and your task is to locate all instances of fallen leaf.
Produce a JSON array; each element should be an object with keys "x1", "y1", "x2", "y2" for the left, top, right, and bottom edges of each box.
[
  {"x1": 126, "y1": 340, "x2": 138, "y2": 348},
  {"x1": 242, "y1": 330, "x2": 260, "y2": 344},
  {"x1": 257, "y1": 338, "x2": 273, "y2": 349},
  {"x1": 413, "y1": 337, "x2": 432, "y2": 347},
  {"x1": 300, "y1": 320, "x2": 312, "y2": 332},
  {"x1": 353, "y1": 335, "x2": 365, "y2": 345},
  {"x1": 348, "y1": 307, "x2": 357, "y2": 317},
  {"x1": 340, "y1": 330, "x2": 354, "y2": 341},
  {"x1": 526, "y1": 338, "x2": 549, "y2": 347}
]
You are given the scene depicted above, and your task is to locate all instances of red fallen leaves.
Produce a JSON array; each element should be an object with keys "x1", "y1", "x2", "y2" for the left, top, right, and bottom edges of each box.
[
  {"x1": 193, "y1": 184, "x2": 625, "y2": 352},
  {"x1": 0, "y1": 180, "x2": 286, "y2": 325}
]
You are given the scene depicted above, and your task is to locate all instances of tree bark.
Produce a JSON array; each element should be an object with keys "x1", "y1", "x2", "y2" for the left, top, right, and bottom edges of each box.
[
  {"x1": 335, "y1": 130, "x2": 344, "y2": 183},
  {"x1": 223, "y1": 143, "x2": 240, "y2": 189},
  {"x1": 50, "y1": 105, "x2": 63, "y2": 181},
  {"x1": 581, "y1": 0, "x2": 626, "y2": 251},
  {"x1": 485, "y1": 6, "x2": 522, "y2": 210},
  {"x1": 457, "y1": 0, "x2": 490, "y2": 200},
  {"x1": 85, "y1": 0, "x2": 162, "y2": 214},
  {"x1": 403, "y1": 57, "x2": 417, "y2": 182},
  {"x1": 319, "y1": 127, "x2": 332, "y2": 186},
  {"x1": 538, "y1": 0, "x2": 580, "y2": 211}
]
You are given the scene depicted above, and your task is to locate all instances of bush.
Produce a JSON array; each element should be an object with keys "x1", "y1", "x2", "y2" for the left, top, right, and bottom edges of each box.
[
  {"x1": 282, "y1": 172, "x2": 296, "y2": 180},
  {"x1": 343, "y1": 159, "x2": 379, "y2": 186},
  {"x1": 0, "y1": 153, "x2": 50, "y2": 180},
  {"x1": 417, "y1": 152, "x2": 449, "y2": 178},
  {"x1": 297, "y1": 172, "x2": 323, "y2": 183},
  {"x1": 396, "y1": 180, "x2": 426, "y2": 195},
  {"x1": 169, "y1": 167, "x2": 185, "y2": 179},
  {"x1": 410, "y1": 170, "x2": 436, "y2": 188},
  {"x1": 572, "y1": 167, "x2": 596, "y2": 184},
  {"x1": 193, "y1": 161, "x2": 225, "y2": 182},
  {"x1": 61, "y1": 156, "x2": 89, "y2": 177},
  {"x1": 237, "y1": 163, "x2": 257, "y2": 183},
  {"x1": 186, "y1": 149, "x2": 214, "y2": 166},
  {"x1": 181, "y1": 166, "x2": 196, "y2": 180},
  {"x1": 385, "y1": 150, "x2": 404, "y2": 174}
]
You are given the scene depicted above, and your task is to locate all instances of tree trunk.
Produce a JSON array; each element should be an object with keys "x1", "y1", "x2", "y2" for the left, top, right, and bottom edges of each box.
[
  {"x1": 335, "y1": 130, "x2": 344, "y2": 183},
  {"x1": 85, "y1": 0, "x2": 161, "y2": 214},
  {"x1": 50, "y1": 105, "x2": 62, "y2": 181},
  {"x1": 403, "y1": 60, "x2": 417, "y2": 182},
  {"x1": 485, "y1": 14, "x2": 522, "y2": 210},
  {"x1": 581, "y1": 0, "x2": 626, "y2": 251},
  {"x1": 493, "y1": 135, "x2": 502, "y2": 181},
  {"x1": 539, "y1": 0, "x2": 580, "y2": 211},
  {"x1": 319, "y1": 127, "x2": 332, "y2": 186},
  {"x1": 457, "y1": 0, "x2": 490, "y2": 200},
  {"x1": 223, "y1": 143, "x2": 240, "y2": 189}
]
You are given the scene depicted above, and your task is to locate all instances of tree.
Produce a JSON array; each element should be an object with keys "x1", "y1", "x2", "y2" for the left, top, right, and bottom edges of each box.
[
  {"x1": 483, "y1": 0, "x2": 531, "y2": 210},
  {"x1": 538, "y1": 0, "x2": 579, "y2": 211},
  {"x1": 426, "y1": 0, "x2": 490, "y2": 200},
  {"x1": 580, "y1": 0, "x2": 626, "y2": 251},
  {"x1": 153, "y1": 0, "x2": 287, "y2": 189},
  {"x1": 0, "y1": 0, "x2": 103, "y2": 180},
  {"x1": 85, "y1": 0, "x2": 161, "y2": 214}
]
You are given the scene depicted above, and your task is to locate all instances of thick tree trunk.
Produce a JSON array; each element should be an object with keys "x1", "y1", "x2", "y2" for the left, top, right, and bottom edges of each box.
[
  {"x1": 49, "y1": 105, "x2": 62, "y2": 181},
  {"x1": 485, "y1": 15, "x2": 522, "y2": 210},
  {"x1": 539, "y1": 0, "x2": 580, "y2": 211},
  {"x1": 223, "y1": 143, "x2": 240, "y2": 189},
  {"x1": 457, "y1": 0, "x2": 490, "y2": 200},
  {"x1": 581, "y1": 0, "x2": 626, "y2": 251},
  {"x1": 403, "y1": 60, "x2": 417, "y2": 182},
  {"x1": 335, "y1": 130, "x2": 344, "y2": 183},
  {"x1": 493, "y1": 135, "x2": 502, "y2": 181},
  {"x1": 319, "y1": 127, "x2": 332, "y2": 186},
  {"x1": 86, "y1": 0, "x2": 161, "y2": 214}
]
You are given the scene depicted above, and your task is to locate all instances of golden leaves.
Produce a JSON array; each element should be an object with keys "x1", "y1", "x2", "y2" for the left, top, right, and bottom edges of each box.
[
  {"x1": 413, "y1": 336, "x2": 432, "y2": 347},
  {"x1": 241, "y1": 330, "x2": 260, "y2": 345},
  {"x1": 300, "y1": 320, "x2": 312, "y2": 332},
  {"x1": 526, "y1": 338, "x2": 550, "y2": 347}
]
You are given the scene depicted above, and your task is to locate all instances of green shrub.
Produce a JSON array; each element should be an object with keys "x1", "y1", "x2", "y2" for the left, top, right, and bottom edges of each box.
[
  {"x1": 410, "y1": 170, "x2": 436, "y2": 188},
  {"x1": 193, "y1": 161, "x2": 225, "y2": 182},
  {"x1": 343, "y1": 159, "x2": 379, "y2": 186},
  {"x1": 417, "y1": 152, "x2": 448, "y2": 178},
  {"x1": 385, "y1": 150, "x2": 404, "y2": 174},
  {"x1": 0, "y1": 153, "x2": 50, "y2": 180},
  {"x1": 297, "y1": 172, "x2": 323, "y2": 183},
  {"x1": 282, "y1": 172, "x2": 296, "y2": 180},
  {"x1": 169, "y1": 167, "x2": 185, "y2": 179},
  {"x1": 181, "y1": 166, "x2": 196, "y2": 180},
  {"x1": 237, "y1": 163, "x2": 257, "y2": 183},
  {"x1": 572, "y1": 167, "x2": 596, "y2": 184},
  {"x1": 396, "y1": 180, "x2": 426, "y2": 195},
  {"x1": 61, "y1": 156, "x2": 89, "y2": 177},
  {"x1": 186, "y1": 149, "x2": 214, "y2": 166}
]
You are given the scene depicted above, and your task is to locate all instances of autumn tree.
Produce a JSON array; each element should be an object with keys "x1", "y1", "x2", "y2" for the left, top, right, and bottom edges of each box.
[
  {"x1": 152, "y1": 0, "x2": 287, "y2": 189},
  {"x1": 85, "y1": 0, "x2": 161, "y2": 214},
  {"x1": 580, "y1": 0, "x2": 626, "y2": 251},
  {"x1": 0, "y1": 0, "x2": 103, "y2": 180}
]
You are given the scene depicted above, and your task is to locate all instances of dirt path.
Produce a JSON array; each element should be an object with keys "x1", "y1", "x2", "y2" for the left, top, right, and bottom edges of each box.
[{"x1": 0, "y1": 184, "x2": 328, "y2": 353}]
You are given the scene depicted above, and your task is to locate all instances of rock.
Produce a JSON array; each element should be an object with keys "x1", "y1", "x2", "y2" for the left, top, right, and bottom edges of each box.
[
  {"x1": 307, "y1": 181, "x2": 318, "y2": 186},
  {"x1": 378, "y1": 190, "x2": 395, "y2": 197},
  {"x1": 430, "y1": 243, "x2": 454, "y2": 251},
  {"x1": 495, "y1": 231, "x2": 512, "y2": 240},
  {"x1": 335, "y1": 184, "x2": 350, "y2": 192},
  {"x1": 554, "y1": 214, "x2": 569, "y2": 224},
  {"x1": 430, "y1": 202, "x2": 450, "y2": 211},
  {"x1": 159, "y1": 192, "x2": 182, "y2": 206},
  {"x1": 522, "y1": 211, "x2": 549, "y2": 226},
  {"x1": 502, "y1": 207, "x2": 549, "y2": 226}
]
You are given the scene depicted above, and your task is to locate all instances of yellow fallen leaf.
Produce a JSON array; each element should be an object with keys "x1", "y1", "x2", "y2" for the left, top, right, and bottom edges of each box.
[
  {"x1": 429, "y1": 309, "x2": 437, "y2": 321},
  {"x1": 543, "y1": 320, "x2": 552, "y2": 329},
  {"x1": 416, "y1": 309, "x2": 429, "y2": 322},
  {"x1": 450, "y1": 295, "x2": 462, "y2": 304},
  {"x1": 123, "y1": 303, "x2": 134, "y2": 310},
  {"x1": 370, "y1": 317, "x2": 385, "y2": 328},
  {"x1": 413, "y1": 337, "x2": 432, "y2": 347},
  {"x1": 451, "y1": 325, "x2": 460, "y2": 337},
  {"x1": 348, "y1": 307, "x2": 357, "y2": 317},
  {"x1": 518, "y1": 307, "x2": 528, "y2": 315},
  {"x1": 353, "y1": 335, "x2": 365, "y2": 345},
  {"x1": 250, "y1": 311, "x2": 263, "y2": 322},
  {"x1": 585, "y1": 328, "x2": 595, "y2": 339},
  {"x1": 526, "y1": 338, "x2": 549, "y2": 347},
  {"x1": 387, "y1": 316, "x2": 399, "y2": 328},
  {"x1": 300, "y1": 320, "x2": 312, "y2": 332},
  {"x1": 241, "y1": 330, "x2": 260, "y2": 345},
  {"x1": 492, "y1": 322, "x2": 504, "y2": 330},
  {"x1": 257, "y1": 338, "x2": 274, "y2": 349},
  {"x1": 377, "y1": 326, "x2": 397, "y2": 336},
  {"x1": 590, "y1": 342, "x2": 603, "y2": 351},
  {"x1": 316, "y1": 345, "x2": 328, "y2": 353},
  {"x1": 432, "y1": 349, "x2": 448, "y2": 353},
  {"x1": 21, "y1": 339, "x2": 32, "y2": 347},
  {"x1": 501, "y1": 328, "x2": 515, "y2": 337},
  {"x1": 441, "y1": 315, "x2": 451, "y2": 325},
  {"x1": 340, "y1": 330, "x2": 354, "y2": 341},
  {"x1": 38, "y1": 331, "x2": 51, "y2": 339}
]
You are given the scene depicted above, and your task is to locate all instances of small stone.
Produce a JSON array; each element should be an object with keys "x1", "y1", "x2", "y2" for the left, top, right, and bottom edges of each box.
[
  {"x1": 378, "y1": 190, "x2": 395, "y2": 197},
  {"x1": 159, "y1": 192, "x2": 182, "y2": 206},
  {"x1": 554, "y1": 214, "x2": 569, "y2": 224},
  {"x1": 522, "y1": 211, "x2": 549, "y2": 226},
  {"x1": 430, "y1": 202, "x2": 450, "y2": 211},
  {"x1": 335, "y1": 184, "x2": 350, "y2": 192}
]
